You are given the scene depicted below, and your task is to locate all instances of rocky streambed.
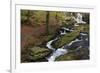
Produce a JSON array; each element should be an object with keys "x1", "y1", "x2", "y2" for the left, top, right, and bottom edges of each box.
[
  {"x1": 21, "y1": 24, "x2": 89, "y2": 63},
  {"x1": 21, "y1": 13, "x2": 89, "y2": 63},
  {"x1": 46, "y1": 25, "x2": 89, "y2": 62}
]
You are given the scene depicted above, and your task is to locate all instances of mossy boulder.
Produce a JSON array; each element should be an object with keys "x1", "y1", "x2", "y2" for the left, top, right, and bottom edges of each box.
[
  {"x1": 53, "y1": 24, "x2": 88, "y2": 48},
  {"x1": 21, "y1": 47, "x2": 52, "y2": 62},
  {"x1": 55, "y1": 53, "x2": 79, "y2": 61},
  {"x1": 53, "y1": 30, "x2": 80, "y2": 48},
  {"x1": 29, "y1": 47, "x2": 51, "y2": 61},
  {"x1": 56, "y1": 48, "x2": 89, "y2": 61}
]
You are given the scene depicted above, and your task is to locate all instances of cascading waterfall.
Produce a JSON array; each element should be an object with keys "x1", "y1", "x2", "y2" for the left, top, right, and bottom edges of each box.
[
  {"x1": 76, "y1": 13, "x2": 86, "y2": 24},
  {"x1": 73, "y1": 13, "x2": 86, "y2": 26},
  {"x1": 46, "y1": 13, "x2": 88, "y2": 62},
  {"x1": 46, "y1": 27, "x2": 75, "y2": 61},
  {"x1": 46, "y1": 37, "x2": 58, "y2": 51}
]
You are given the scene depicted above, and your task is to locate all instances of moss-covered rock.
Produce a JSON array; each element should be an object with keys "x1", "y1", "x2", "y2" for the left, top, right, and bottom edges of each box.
[
  {"x1": 55, "y1": 53, "x2": 79, "y2": 61},
  {"x1": 53, "y1": 30, "x2": 80, "y2": 48},
  {"x1": 21, "y1": 47, "x2": 52, "y2": 62},
  {"x1": 55, "y1": 48, "x2": 89, "y2": 61},
  {"x1": 29, "y1": 47, "x2": 51, "y2": 61},
  {"x1": 53, "y1": 24, "x2": 88, "y2": 48}
]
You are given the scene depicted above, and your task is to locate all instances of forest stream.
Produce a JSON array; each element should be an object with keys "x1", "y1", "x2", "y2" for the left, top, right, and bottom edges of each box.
[
  {"x1": 46, "y1": 13, "x2": 89, "y2": 61},
  {"x1": 21, "y1": 11, "x2": 90, "y2": 62}
]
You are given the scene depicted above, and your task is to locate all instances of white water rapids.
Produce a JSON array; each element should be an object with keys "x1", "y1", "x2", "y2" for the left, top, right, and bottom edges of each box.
[
  {"x1": 74, "y1": 13, "x2": 86, "y2": 24},
  {"x1": 46, "y1": 13, "x2": 87, "y2": 62},
  {"x1": 46, "y1": 27, "x2": 81, "y2": 61}
]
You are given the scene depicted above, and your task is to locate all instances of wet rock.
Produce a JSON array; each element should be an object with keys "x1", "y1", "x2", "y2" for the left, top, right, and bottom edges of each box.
[
  {"x1": 53, "y1": 30, "x2": 80, "y2": 48},
  {"x1": 21, "y1": 47, "x2": 52, "y2": 62},
  {"x1": 55, "y1": 53, "x2": 80, "y2": 61},
  {"x1": 29, "y1": 47, "x2": 52, "y2": 61},
  {"x1": 55, "y1": 48, "x2": 89, "y2": 61}
]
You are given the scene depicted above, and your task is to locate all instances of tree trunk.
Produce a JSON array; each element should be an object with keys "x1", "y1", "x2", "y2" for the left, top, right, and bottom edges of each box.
[
  {"x1": 27, "y1": 10, "x2": 31, "y2": 25},
  {"x1": 46, "y1": 11, "x2": 50, "y2": 34},
  {"x1": 55, "y1": 12, "x2": 58, "y2": 24}
]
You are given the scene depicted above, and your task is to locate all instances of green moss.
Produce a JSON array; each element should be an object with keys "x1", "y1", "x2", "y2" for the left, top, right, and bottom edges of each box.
[
  {"x1": 76, "y1": 24, "x2": 89, "y2": 33},
  {"x1": 53, "y1": 24, "x2": 89, "y2": 48},
  {"x1": 53, "y1": 30, "x2": 80, "y2": 48},
  {"x1": 56, "y1": 53, "x2": 79, "y2": 61},
  {"x1": 29, "y1": 47, "x2": 51, "y2": 60},
  {"x1": 56, "y1": 48, "x2": 89, "y2": 61}
]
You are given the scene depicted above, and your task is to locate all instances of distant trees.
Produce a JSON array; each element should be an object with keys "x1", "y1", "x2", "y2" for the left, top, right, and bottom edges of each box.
[
  {"x1": 82, "y1": 13, "x2": 90, "y2": 24},
  {"x1": 21, "y1": 10, "x2": 34, "y2": 26},
  {"x1": 21, "y1": 10, "x2": 89, "y2": 32},
  {"x1": 26, "y1": 10, "x2": 33, "y2": 25}
]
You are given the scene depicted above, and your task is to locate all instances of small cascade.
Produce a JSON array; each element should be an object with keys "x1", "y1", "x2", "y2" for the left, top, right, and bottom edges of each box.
[
  {"x1": 72, "y1": 13, "x2": 86, "y2": 26},
  {"x1": 46, "y1": 13, "x2": 88, "y2": 62}
]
